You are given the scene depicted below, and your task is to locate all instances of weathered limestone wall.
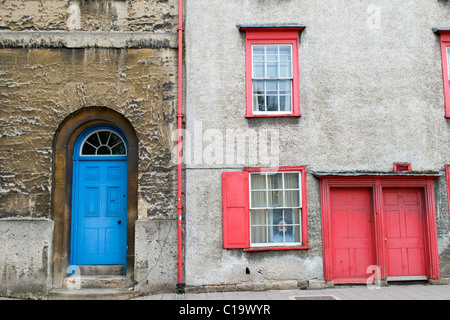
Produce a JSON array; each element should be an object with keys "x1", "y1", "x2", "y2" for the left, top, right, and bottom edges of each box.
[
  {"x1": 0, "y1": 0, "x2": 179, "y2": 297},
  {"x1": 1, "y1": 47, "x2": 178, "y2": 219},
  {"x1": 0, "y1": 0, "x2": 176, "y2": 32}
]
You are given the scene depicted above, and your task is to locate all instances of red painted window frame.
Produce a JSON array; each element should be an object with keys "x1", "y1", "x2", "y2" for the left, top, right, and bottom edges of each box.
[
  {"x1": 222, "y1": 166, "x2": 309, "y2": 251},
  {"x1": 316, "y1": 174, "x2": 440, "y2": 283},
  {"x1": 434, "y1": 29, "x2": 450, "y2": 118},
  {"x1": 240, "y1": 26, "x2": 304, "y2": 118}
]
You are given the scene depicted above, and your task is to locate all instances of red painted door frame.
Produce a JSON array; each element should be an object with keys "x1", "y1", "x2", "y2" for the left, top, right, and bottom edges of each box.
[{"x1": 318, "y1": 174, "x2": 440, "y2": 283}]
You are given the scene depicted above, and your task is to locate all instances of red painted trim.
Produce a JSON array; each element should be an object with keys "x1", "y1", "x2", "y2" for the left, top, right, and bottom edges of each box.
[
  {"x1": 244, "y1": 246, "x2": 310, "y2": 252},
  {"x1": 222, "y1": 171, "x2": 250, "y2": 249},
  {"x1": 435, "y1": 30, "x2": 450, "y2": 118},
  {"x1": 446, "y1": 166, "x2": 450, "y2": 225},
  {"x1": 318, "y1": 175, "x2": 440, "y2": 283},
  {"x1": 244, "y1": 166, "x2": 309, "y2": 248},
  {"x1": 393, "y1": 163, "x2": 412, "y2": 173},
  {"x1": 242, "y1": 27, "x2": 303, "y2": 118}
]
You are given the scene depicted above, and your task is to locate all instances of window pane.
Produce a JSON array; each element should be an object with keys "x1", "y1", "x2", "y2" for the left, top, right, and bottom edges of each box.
[
  {"x1": 266, "y1": 45, "x2": 278, "y2": 61},
  {"x1": 270, "y1": 209, "x2": 285, "y2": 243},
  {"x1": 279, "y1": 96, "x2": 292, "y2": 112},
  {"x1": 279, "y1": 45, "x2": 291, "y2": 61},
  {"x1": 98, "y1": 131, "x2": 111, "y2": 145},
  {"x1": 267, "y1": 96, "x2": 278, "y2": 111},
  {"x1": 266, "y1": 80, "x2": 277, "y2": 94},
  {"x1": 251, "y1": 173, "x2": 266, "y2": 190},
  {"x1": 108, "y1": 132, "x2": 122, "y2": 147},
  {"x1": 291, "y1": 208, "x2": 301, "y2": 224},
  {"x1": 253, "y1": 62, "x2": 265, "y2": 78},
  {"x1": 111, "y1": 142, "x2": 126, "y2": 155},
  {"x1": 86, "y1": 133, "x2": 100, "y2": 147},
  {"x1": 285, "y1": 190, "x2": 299, "y2": 207},
  {"x1": 82, "y1": 143, "x2": 96, "y2": 155},
  {"x1": 268, "y1": 190, "x2": 283, "y2": 207},
  {"x1": 292, "y1": 225, "x2": 301, "y2": 243},
  {"x1": 251, "y1": 226, "x2": 268, "y2": 244},
  {"x1": 280, "y1": 225, "x2": 298, "y2": 243},
  {"x1": 279, "y1": 80, "x2": 291, "y2": 94},
  {"x1": 279, "y1": 62, "x2": 291, "y2": 78},
  {"x1": 266, "y1": 63, "x2": 278, "y2": 78},
  {"x1": 268, "y1": 173, "x2": 283, "y2": 189},
  {"x1": 253, "y1": 46, "x2": 265, "y2": 57},
  {"x1": 253, "y1": 80, "x2": 265, "y2": 94},
  {"x1": 284, "y1": 173, "x2": 299, "y2": 189},
  {"x1": 251, "y1": 209, "x2": 267, "y2": 225},
  {"x1": 253, "y1": 96, "x2": 259, "y2": 112},
  {"x1": 253, "y1": 95, "x2": 265, "y2": 112},
  {"x1": 251, "y1": 191, "x2": 267, "y2": 208},
  {"x1": 257, "y1": 96, "x2": 266, "y2": 111},
  {"x1": 97, "y1": 145, "x2": 111, "y2": 155}
]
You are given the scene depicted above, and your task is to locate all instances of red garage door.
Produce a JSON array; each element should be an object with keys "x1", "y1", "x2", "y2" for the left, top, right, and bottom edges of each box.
[
  {"x1": 330, "y1": 188, "x2": 375, "y2": 284},
  {"x1": 320, "y1": 175, "x2": 440, "y2": 284},
  {"x1": 383, "y1": 188, "x2": 427, "y2": 280}
]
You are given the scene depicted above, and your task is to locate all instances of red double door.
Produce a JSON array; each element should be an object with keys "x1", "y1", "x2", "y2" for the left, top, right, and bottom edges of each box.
[{"x1": 330, "y1": 187, "x2": 427, "y2": 283}]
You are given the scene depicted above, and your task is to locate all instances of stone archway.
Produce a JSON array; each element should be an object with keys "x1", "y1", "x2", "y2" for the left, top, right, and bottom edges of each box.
[{"x1": 51, "y1": 107, "x2": 138, "y2": 288}]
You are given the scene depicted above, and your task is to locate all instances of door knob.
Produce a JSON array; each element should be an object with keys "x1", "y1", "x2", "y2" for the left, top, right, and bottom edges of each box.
[{"x1": 118, "y1": 220, "x2": 121, "y2": 224}]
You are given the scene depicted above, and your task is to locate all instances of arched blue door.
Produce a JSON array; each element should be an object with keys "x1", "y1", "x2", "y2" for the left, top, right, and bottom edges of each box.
[{"x1": 71, "y1": 124, "x2": 128, "y2": 266}]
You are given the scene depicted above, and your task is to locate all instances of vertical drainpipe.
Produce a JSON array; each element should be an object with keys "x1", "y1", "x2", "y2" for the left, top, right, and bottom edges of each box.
[{"x1": 176, "y1": 0, "x2": 185, "y2": 294}]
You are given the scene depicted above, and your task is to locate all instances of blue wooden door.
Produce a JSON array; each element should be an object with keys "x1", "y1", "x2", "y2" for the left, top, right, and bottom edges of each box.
[{"x1": 71, "y1": 125, "x2": 128, "y2": 266}]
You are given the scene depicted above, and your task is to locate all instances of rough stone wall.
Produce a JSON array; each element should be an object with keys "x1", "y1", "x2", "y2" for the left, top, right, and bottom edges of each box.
[
  {"x1": 0, "y1": 0, "x2": 176, "y2": 32},
  {"x1": 0, "y1": 0, "x2": 179, "y2": 297},
  {"x1": 184, "y1": 0, "x2": 450, "y2": 288},
  {"x1": 1, "y1": 47, "x2": 178, "y2": 219}
]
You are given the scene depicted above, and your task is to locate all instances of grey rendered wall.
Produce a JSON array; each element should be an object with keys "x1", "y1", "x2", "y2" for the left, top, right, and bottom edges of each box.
[{"x1": 184, "y1": 0, "x2": 450, "y2": 289}]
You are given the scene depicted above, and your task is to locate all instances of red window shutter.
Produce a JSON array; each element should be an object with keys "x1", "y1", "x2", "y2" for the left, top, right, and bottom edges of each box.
[{"x1": 222, "y1": 171, "x2": 250, "y2": 249}]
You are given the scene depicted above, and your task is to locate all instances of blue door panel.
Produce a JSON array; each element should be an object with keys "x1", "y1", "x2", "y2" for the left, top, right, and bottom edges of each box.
[{"x1": 73, "y1": 160, "x2": 127, "y2": 265}]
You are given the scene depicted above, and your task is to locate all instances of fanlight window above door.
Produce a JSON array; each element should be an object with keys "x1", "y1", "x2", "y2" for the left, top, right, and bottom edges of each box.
[{"x1": 80, "y1": 130, "x2": 127, "y2": 156}]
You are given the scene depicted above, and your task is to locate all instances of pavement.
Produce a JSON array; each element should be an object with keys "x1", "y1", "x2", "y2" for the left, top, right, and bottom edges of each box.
[
  {"x1": 133, "y1": 283, "x2": 450, "y2": 300},
  {"x1": 1, "y1": 282, "x2": 450, "y2": 301}
]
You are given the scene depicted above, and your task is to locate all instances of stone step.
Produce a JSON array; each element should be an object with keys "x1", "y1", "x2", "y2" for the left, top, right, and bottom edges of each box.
[
  {"x1": 78, "y1": 265, "x2": 124, "y2": 276},
  {"x1": 53, "y1": 264, "x2": 132, "y2": 299},
  {"x1": 63, "y1": 275, "x2": 127, "y2": 289},
  {"x1": 48, "y1": 288, "x2": 134, "y2": 300}
]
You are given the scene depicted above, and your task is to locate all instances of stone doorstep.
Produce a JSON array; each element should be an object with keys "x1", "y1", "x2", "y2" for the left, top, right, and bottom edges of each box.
[
  {"x1": 78, "y1": 265, "x2": 124, "y2": 276},
  {"x1": 48, "y1": 288, "x2": 135, "y2": 300},
  {"x1": 63, "y1": 275, "x2": 127, "y2": 289},
  {"x1": 48, "y1": 265, "x2": 133, "y2": 300},
  {"x1": 49, "y1": 275, "x2": 134, "y2": 300}
]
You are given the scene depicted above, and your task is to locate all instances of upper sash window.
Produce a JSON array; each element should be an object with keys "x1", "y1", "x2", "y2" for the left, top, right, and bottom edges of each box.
[{"x1": 240, "y1": 26, "x2": 305, "y2": 118}]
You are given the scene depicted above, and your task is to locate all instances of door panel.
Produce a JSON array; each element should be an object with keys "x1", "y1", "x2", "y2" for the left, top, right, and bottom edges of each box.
[
  {"x1": 383, "y1": 188, "x2": 426, "y2": 279},
  {"x1": 74, "y1": 160, "x2": 127, "y2": 265},
  {"x1": 330, "y1": 188, "x2": 375, "y2": 283}
]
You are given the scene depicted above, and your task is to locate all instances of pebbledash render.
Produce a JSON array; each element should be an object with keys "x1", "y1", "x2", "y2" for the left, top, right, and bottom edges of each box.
[
  {"x1": 2, "y1": 0, "x2": 450, "y2": 299},
  {"x1": 183, "y1": 0, "x2": 450, "y2": 292}
]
